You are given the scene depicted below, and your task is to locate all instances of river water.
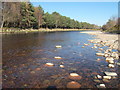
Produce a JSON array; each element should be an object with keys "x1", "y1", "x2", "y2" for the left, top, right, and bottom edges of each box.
[{"x1": 2, "y1": 31, "x2": 119, "y2": 88}]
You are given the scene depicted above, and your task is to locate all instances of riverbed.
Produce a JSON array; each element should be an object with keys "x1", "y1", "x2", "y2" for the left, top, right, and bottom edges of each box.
[{"x1": 2, "y1": 31, "x2": 119, "y2": 88}]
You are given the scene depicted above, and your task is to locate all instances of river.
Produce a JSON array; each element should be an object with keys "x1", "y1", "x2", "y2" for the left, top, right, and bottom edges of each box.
[{"x1": 2, "y1": 31, "x2": 119, "y2": 88}]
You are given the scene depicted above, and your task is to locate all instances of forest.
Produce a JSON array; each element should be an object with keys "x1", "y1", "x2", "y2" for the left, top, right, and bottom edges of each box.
[
  {"x1": 1, "y1": 2, "x2": 100, "y2": 30},
  {"x1": 102, "y1": 17, "x2": 120, "y2": 33}
]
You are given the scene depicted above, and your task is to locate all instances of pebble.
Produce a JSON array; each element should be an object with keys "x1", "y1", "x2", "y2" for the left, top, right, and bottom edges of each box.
[{"x1": 67, "y1": 81, "x2": 81, "y2": 88}]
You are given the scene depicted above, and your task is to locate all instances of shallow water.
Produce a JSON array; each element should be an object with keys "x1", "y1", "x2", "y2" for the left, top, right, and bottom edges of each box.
[{"x1": 2, "y1": 31, "x2": 119, "y2": 88}]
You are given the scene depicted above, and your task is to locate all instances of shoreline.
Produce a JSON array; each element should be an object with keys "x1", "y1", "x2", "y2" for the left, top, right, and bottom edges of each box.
[
  {"x1": 80, "y1": 31, "x2": 119, "y2": 51},
  {"x1": 0, "y1": 28, "x2": 99, "y2": 34}
]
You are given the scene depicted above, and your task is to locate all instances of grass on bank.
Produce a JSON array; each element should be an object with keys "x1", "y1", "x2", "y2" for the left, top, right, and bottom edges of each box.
[{"x1": 1, "y1": 27, "x2": 100, "y2": 34}]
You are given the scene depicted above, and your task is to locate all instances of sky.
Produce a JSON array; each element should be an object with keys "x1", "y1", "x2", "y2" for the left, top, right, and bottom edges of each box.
[{"x1": 31, "y1": 2, "x2": 118, "y2": 26}]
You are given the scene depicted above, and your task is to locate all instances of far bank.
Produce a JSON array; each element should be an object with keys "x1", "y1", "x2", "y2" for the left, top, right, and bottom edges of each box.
[{"x1": 0, "y1": 28, "x2": 100, "y2": 34}]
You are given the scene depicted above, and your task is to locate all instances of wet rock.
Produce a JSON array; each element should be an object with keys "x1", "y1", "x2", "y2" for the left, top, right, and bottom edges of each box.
[
  {"x1": 35, "y1": 68, "x2": 41, "y2": 71},
  {"x1": 60, "y1": 65, "x2": 64, "y2": 68},
  {"x1": 108, "y1": 60, "x2": 114, "y2": 64},
  {"x1": 82, "y1": 46, "x2": 85, "y2": 48},
  {"x1": 96, "y1": 53, "x2": 104, "y2": 56},
  {"x1": 96, "y1": 58, "x2": 101, "y2": 61},
  {"x1": 98, "y1": 48, "x2": 103, "y2": 51},
  {"x1": 117, "y1": 63, "x2": 120, "y2": 66},
  {"x1": 106, "y1": 57, "x2": 114, "y2": 61},
  {"x1": 54, "y1": 78, "x2": 62, "y2": 84},
  {"x1": 50, "y1": 75, "x2": 59, "y2": 79},
  {"x1": 97, "y1": 84, "x2": 106, "y2": 88},
  {"x1": 103, "y1": 76, "x2": 112, "y2": 80},
  {"x1": 30, "y1": 71, "x2": 35, "y2": 74},
  {"x1": 69, "y1": 73, "x2": 82, "y2": 80},
  {"x1": 103, "y1": 79, "x2": 110, "y2": 83},
  {"x1": 55, "y1": 45, "x2": 62, "y2": 48},
  {"x1": 104, "y1": 54, "x2": 109, "y2": 57},
  {"x1": 104, "y1": 72, "x2": 117, "y2": 76},
  {"x1": 66, "y1": 81, "x2": 81, "y2": 88},
  {"x1": 54, "y1": 56, "x2": 62, "y2": 59},
  {"x1": 69, "y1": 68, "x2": 77, "y2": 71},
  {"x1": 97, "y1": 75, "x2": 102, "y2": 79},
  {"x1": 94, "y1": 79, "x2": 101, "y2": 83},
  {"x1": 108, "y1": 64, "x2": 114, "y2": 68},
  {"x1": 84, "y1": 43, "x2": 89, "y2": 46},
  {"x1": 45, "y1": 63, "x2": 54, "y2": 66}
]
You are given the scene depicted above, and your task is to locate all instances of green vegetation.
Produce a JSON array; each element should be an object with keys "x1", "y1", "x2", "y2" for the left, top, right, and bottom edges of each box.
[
  {"x1": 1, "y1": 2, "x2": 100, "y2": 31},
  {"x1": 102, "y1": 17, "x2": 120, "y2": 34}
]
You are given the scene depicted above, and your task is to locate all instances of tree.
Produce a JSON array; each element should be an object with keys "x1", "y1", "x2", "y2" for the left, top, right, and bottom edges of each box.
[{"x1": 34, "y1": 5, "x2": 44, "y2": 28}]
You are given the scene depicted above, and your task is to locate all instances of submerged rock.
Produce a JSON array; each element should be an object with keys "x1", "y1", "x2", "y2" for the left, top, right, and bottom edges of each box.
[
  {"x1": 67, "y1": 81, "x2": 81, "y2": 88},
  {"x1": 94, "y1": 79, "x2": 101, "y2": 83},
  {"x1": 103, "y1": 79, "x2": 110, "y2": 83},
  {"x1": 82, "y1": 46, "x2": 85, "y2": 48},
  {"x1": 84, "y1": 43, "x2": 89, "y2": 46}
]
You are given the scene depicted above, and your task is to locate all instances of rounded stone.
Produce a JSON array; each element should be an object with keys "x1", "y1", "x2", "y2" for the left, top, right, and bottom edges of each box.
[
  {"x1": 67, "y1": 81, "x2": 81, "y2": 88},
  {"x1": 69, "y1": 73, "x2": 82, "y2": 80}
]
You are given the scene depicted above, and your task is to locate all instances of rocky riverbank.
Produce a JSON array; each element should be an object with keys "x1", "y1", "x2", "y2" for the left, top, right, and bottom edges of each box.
[
  {"x1": 0, "y1": 28, "x2": 99, "y2": 34},
  {"x1": 80, "y1": 31, "x2": 119, "y2": 51}
]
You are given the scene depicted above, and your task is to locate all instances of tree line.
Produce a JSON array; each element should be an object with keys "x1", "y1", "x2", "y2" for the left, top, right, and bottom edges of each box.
[
  {"x1": 102, "y1": 17, "x2": 120, "y2": 33},
  {"x1": 1, "y1": 2, "x2": 100, "y2": 30}
]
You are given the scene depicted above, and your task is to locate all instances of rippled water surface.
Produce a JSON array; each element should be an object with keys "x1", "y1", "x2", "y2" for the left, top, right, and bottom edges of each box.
[{"x1": 2, "y1": 31, "x2": 119, "y2": 88}]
